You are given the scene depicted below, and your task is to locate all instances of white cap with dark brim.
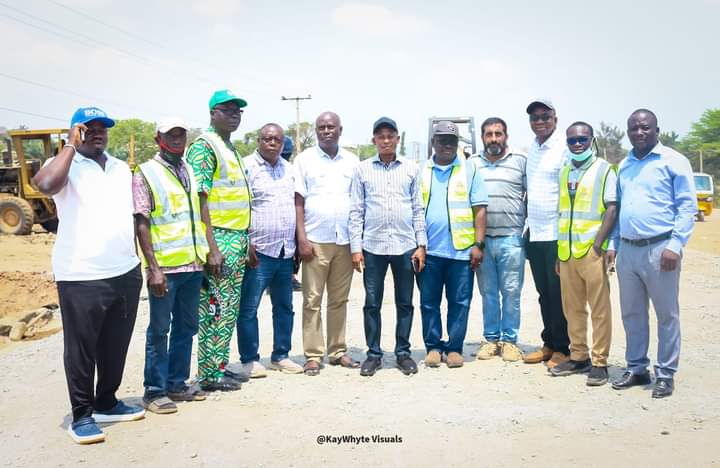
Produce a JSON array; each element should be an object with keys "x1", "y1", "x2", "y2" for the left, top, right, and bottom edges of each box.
[
  {"x1": 157, "y1": 117, "x2": 189, "y2": 134},
  {"x1": 526, "y1": 99, "x2": 555, "y2": 114}
]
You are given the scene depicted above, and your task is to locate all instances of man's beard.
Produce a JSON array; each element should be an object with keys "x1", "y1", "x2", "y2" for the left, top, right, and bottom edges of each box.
[{"x1": 485, "y1": 143, "x2": 504, "y2": 156}]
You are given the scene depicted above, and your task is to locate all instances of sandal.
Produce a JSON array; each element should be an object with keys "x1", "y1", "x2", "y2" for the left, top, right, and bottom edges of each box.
[
  {"x1": 303, "y1": 360, "x2": 321, "y2": 376},
  {"x1": 329, "y1": 355, "x2": 360, "y2": 369},
  {"x1": 143, "y1": 396, "x2": 178, "y2": 414}
]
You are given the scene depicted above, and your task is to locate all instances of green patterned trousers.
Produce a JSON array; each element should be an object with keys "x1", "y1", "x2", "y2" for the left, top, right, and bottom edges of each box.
[{"x1": 197, "y1": 227, "x2": 248, "y2": 384}]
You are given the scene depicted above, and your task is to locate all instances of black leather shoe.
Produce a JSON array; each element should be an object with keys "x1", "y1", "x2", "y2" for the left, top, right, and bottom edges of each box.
[
  {"x1": 360, "y1": 357, "x2": 382, "y2": 377},
  {"x1": 652, "y1": 378, "x2": 674, "y2": 398},
  {"x1": 200, "y1": 375, "x2": 242, "y2": 392},
  {"x1": 396, "y1": 356, "x2": 418, "y2": 376},
  {"x1": 611, "y1": 371, "x2": 651, "y2": 390},
  {"x1": 224, "y1": 368, "x2": 250, "y2": 383}
]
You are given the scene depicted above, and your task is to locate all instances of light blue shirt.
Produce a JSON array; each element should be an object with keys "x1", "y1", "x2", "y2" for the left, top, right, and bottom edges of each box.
[
  {"x1": 423, "y1": 155, "x2": 488, "y2": 261},
  {"x1": 608, "y1": 142, "x2": 696, "y2": 254}
]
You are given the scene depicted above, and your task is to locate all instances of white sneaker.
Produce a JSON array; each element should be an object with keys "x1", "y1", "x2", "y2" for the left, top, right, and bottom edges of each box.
[
  {"x1": 241, "y1": 361, "x2": 268, "y2": 378},
  {"x1": 269, "y1": 358, "x2": 304, "y2": 374}
]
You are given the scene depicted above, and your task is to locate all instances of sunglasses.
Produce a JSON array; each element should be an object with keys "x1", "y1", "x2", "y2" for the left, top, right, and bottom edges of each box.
[
  {"x1": 566, "y1": 136, "x2": 590, "y2": 145},
  {"x1": 529, "y1": 113, "x2": 554, "y2": 123},
  {"x1": 436, "y1": 135, "x2": 459, "y2": 146}
]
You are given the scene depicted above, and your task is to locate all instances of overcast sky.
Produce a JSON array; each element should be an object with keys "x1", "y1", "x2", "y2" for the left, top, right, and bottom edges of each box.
[{"x1": 1, "y1": 0, "x2": 718, "y2": 156}]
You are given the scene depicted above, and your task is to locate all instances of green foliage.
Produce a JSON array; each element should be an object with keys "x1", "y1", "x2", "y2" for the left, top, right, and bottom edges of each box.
[
  {"x1": 659, "y1": 131, "x2": 680, "y2": 149},
  {"x1": 285, "y1": 122, "x2": 315, "y2": 154},
  {"x1": 233, "y1": 129, "x2": 259, "y2": 157},
  {"x1": 108, "y1": 119, "x2": 157, "y2": 164},
  {"x1": 678, "y1": 109, "x2": 720, "y2": 204},
  {"x1": 345, "y1": 142, "x2": 376, "y2": 160},
  {"x1": 596, "y1": 122, "x2": 626, "y2": 164}
]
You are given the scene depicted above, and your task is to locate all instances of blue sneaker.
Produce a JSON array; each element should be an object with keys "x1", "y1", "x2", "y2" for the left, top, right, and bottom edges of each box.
[
  {"x1": 67, "y1": 417, "x2": 105, "y2": 444},
  {"x1": 92, "y1": 400, "x2": 145, "y2": 423}
]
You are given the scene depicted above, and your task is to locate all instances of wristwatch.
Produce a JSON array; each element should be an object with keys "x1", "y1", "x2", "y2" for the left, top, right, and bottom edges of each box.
[{"x1": 474, "y1": 241, "x2": 485, "y2": 251}]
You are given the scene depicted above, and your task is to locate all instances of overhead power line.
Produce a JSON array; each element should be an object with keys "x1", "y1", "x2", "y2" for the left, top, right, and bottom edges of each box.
[
  {"x1": 281, "y1": 95, "x2": 312, "y2": 155},
  {"x1": 0, "y1": 106, "x2": 66, "y2": 123}
]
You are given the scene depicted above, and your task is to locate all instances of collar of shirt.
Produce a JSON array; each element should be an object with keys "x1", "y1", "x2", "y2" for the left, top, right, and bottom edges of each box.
[
  {"x1": 478, "y1": 148, "x2": 517, "y2": 164},
  {"x1": 154, "y1": 152, "x2": 184, "y2": 169},
  {"x1": 253, "y1": 150, "x2": 285, "y2": 169},
  {"x1": 429, "y1": 154, "x2": 462, "y2": 171},
  {"x1": 627, "y1": 142, "x2": 663, "y2": 163},
  {"x1": 73, "y1": 151, "x2": 116, "y2": 168},
  {"x1": 316, "y1": 145, "x2": 344, "y2": 161},
  {"x1": 371, "y1": 154, "x2": 403, "y2": 167},
  {"x1": 532, "y1": 131, "x2": 563, "y2": 151}
]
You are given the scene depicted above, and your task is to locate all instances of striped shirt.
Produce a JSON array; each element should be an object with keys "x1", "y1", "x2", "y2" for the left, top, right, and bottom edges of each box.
[
  {"x1": 349, "y1": 155, "x2": 427, "y2": 255},
  {"x1": 526, "y1": 132, "x2": 568, "y2": 241},
  {"x1": 472, "y1": 151, "x2": 527, "y2": 237},
  {"x1": 243, "y1": 151, "x2": 296, "y2": 258}
]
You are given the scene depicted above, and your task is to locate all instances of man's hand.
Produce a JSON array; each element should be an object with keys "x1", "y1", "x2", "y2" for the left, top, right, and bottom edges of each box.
[
  {"x1": 605, "y1": 250, "x2": 616, "y2": 273},
  {"x1": 592, "y1": 243, "x2": 604, "y2": 258},
  {"x1": 205, "y1": 248, "x2": 224, "y2": 277},
  {"x1": 68, "y1": 123, "x2": 87, "y2": 148},
  {"x1": 555, "y1": 259, "x2": 561, "y2": 277},
  {"x1": 660, "y1": 249, "x2": 680, "y2": 271},
  {"x1": 411, "y1": 247, "x2": 426, "y2": 273},
  {"x1": 298, "y1": 239, "x2": 316, "y2": 263},
  {"x1": 470, "y1": 246, "x2": 484, "y2": 271},
  {"x1": 148, "y1": 267, "x2": 168, "y2": 297},
  {"x1": 247, "y1": 244, "x2": 259, "y2": 269},
  {"x1": 352, "y1": 252, "x2": 364, "y2": 273}
]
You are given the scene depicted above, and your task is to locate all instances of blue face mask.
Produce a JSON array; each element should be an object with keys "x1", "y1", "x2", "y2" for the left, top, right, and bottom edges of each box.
[{"x1": 570, "y1": 146, "x2": 594, "y2": 162}]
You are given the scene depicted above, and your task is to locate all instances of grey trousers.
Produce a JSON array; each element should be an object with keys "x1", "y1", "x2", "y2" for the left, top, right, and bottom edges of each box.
[{"x1": 616, "y1": 240, "x2": 681, "y2": 379}]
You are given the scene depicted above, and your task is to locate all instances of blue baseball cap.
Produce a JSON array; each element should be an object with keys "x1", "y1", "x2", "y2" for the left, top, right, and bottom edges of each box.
[
  {"x1": 281, "y1": 136, "x2": 294, "y2": 160},
  {"x1": 372, "y1": 116, "x2": 398, "y2": 134},
  {"x1": 70, "y1": 107, "x2": 115, "y2": 128}
]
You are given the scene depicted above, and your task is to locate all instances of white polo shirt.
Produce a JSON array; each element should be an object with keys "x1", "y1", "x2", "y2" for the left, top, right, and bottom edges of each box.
[
  {"x1": 50, "y1": 151, "x2": 139, "y2": 281},
  {"x1": 526, "y1": 132, "x2": 568, "y2": 242},
  {"x1": 294, "y1": 145, "x2": 359, "y2": 245}
]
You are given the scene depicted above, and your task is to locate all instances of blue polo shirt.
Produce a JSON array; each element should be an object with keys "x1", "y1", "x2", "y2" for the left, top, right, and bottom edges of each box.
[{"x1": 423, "y1": 155, "x2": 488, "y2": 261}]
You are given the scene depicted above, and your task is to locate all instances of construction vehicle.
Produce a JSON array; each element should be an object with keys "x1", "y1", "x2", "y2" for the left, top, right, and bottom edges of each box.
[
  {"x1": 427, "y1": 116, "x2": 477, "y2": 160},
  {"x1": 0, "y1": 128, "x2": 68, "y2": 235},
  {"x1": 694, "y1": 172, "x2": 714, "y2": 222}
]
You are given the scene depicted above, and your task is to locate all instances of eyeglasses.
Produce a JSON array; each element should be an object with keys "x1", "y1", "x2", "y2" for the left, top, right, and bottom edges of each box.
[
  {"x1": 214, "y1": 107, "x2": 243, "y2": 116},
  {"x1": 436, "y1": 135, "x2": 459, "y2": 146},
  {"x1": 529, "y1": 113, "x2": 553, "y2": 123},
  {"x1": 260, "y1": 136, "x2": 283, "y2": 143},
  {"x1": 566, "y1": 136, "x2": 590, "y2": 145}
]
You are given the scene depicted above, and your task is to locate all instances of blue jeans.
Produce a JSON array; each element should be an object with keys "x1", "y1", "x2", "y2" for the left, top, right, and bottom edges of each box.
[
  {"x1": 362, "y1": 249, "x2": 415, "y2": 359},
  {"x1": 144, "y1": 271, "x2": 203, "y2": 398},
  {"x1": 237, "y1": 253, "x2": 294, "y2": 363},
  {"x1": 477, "y1": 234, "x2": 525, "y2": 343},
  {"x1": 418, "y1": 255, "x2": 473, "y2": 353}
]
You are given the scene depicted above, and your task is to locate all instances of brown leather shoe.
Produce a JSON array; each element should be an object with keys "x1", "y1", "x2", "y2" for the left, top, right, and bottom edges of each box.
[
  {"x1": 546, "y1": 352, "x2": 570, "y2": 369},
  {"x1": 523, "y1": 346, "x2": 553, "y2": 364},
  {"x1": 446, "y1": 352, "x2": 464, "y2": 368}
]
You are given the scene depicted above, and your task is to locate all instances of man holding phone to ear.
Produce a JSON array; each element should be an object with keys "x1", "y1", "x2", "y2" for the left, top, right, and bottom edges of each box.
[
  {"x1": 349, "y1": 117, "x2": 427, "y2": 377},
  {"x1": 417, "y1": 121, "x2": 487, "y2": 369},
  {"x1": 552, "y1": 122, "x2": 617, "y2": 386},
  {"x1": 33, "y1": 107, "x2": 144, "y2": 444}
]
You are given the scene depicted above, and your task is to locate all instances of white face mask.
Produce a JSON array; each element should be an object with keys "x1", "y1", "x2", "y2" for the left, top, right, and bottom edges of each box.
[{"x1": 570, "y1": 145, "x2": 594, "y2": 162}]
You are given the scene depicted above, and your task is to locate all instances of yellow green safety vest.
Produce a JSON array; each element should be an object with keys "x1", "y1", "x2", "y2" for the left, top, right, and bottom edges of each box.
[
  {"x1": 138, "y1": 158, "x2": 209, "y2": 268},
  {"x1": 420, "y1": 160, "x2": 475, "y2": 250},
  {"x1": 557, "y1": 157, "x2": 614, "y2": 261},
  {"x1": 192, "y1": 131, "x2": 251, "y2": 231}
]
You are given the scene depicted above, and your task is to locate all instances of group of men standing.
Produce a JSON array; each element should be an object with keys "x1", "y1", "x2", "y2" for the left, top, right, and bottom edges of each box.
[{"x1": 33, "y1": 91, "x2": 697, "y2": 445}]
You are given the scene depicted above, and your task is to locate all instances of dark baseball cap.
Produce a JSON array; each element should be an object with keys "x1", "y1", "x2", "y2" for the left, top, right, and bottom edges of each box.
[
  {"x1": 372, "y1": 116, "x2": 398, "y2": 134},
  {"x1": 432, "y1": 121, "x2": 459, "y2": 137},
  {"x1": 526, "y1": 98, "x2": 555, "y2": 114}
]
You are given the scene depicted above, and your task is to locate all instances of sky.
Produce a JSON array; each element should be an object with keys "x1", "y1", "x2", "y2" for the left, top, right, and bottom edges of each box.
[{"x1": 1, "y1": 0, "x2": 719, "y2": 157}]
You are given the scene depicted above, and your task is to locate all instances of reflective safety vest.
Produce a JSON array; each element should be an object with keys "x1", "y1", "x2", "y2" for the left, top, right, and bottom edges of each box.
[
  {"x1": 192, "y1": 131, "x2": 251, "y2": 230},
  {"x1": 138, "y1": 159, "x2": 209, "y2": 268},
  {"x1": 420, "y1": 160, "x2": 475, "y2": 250},
  {"x1": 557, "y1": 157, "x2": 614, "y2": 261}
]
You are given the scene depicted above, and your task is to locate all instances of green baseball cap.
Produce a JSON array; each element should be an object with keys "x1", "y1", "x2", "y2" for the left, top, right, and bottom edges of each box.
[{"x1": 209, "y1": 89, "x2": 248, "y2": 110}]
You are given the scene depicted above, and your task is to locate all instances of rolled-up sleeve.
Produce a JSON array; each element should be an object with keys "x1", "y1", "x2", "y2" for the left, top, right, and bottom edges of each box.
[{"x1": 348, "y1": 166, "x2": 365, "y2": 253}]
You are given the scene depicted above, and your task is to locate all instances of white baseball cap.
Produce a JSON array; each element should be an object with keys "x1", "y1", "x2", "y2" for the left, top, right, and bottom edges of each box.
[{"x1": 156, "y1": 117, "x2": 189, "y2": 134}]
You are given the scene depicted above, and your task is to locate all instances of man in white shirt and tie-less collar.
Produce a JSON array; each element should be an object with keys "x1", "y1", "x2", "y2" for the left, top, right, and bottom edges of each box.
[
  {"x1": 295, "y1": 112, "x2": 360, "y2": 376},
  {"x1": 523, "y1": 99, "x2": 571, "y2": 369}
]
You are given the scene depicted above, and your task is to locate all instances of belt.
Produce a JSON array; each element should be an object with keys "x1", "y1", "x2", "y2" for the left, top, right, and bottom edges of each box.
[{"x1": 621, "y1": 231, "x2": 671, "y2": 247}]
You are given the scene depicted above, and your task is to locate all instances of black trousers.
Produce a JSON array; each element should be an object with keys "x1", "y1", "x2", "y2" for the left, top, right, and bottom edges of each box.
[
  {"x1": 57, "y1": 265, "x2": 142, "y2": 422},
  {"x1": 526, "y1": 240, "x2": 570, "y2": 355}
]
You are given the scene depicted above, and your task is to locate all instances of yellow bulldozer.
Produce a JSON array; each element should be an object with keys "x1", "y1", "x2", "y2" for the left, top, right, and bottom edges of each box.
[{"x1": 0, "y1": 128, "x2": 67, "y2": 235}]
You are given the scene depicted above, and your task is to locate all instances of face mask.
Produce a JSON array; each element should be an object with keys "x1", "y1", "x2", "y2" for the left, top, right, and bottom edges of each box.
[{"x1": 570, "y1": 146, "x2": 594, "y2": 162}]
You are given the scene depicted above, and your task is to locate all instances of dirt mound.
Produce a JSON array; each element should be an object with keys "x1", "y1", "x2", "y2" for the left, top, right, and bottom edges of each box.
[{"x1": 0, "y1": 271, "x2": 57, "y2": 320}]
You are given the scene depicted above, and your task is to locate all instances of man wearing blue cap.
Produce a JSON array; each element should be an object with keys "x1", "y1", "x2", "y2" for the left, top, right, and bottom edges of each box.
[
  {"x1": 33, "y1": 107, "x2": 145, "y2": 444},
  {"x1": 185, "y1": 90, "x2": 254, "y2": 389},
  {"x1": 280, "y1": 135, "x2": 302, "y2": 291},
  {"x1": 349, "y1": 117, "x2": 427, "y2": 377}
]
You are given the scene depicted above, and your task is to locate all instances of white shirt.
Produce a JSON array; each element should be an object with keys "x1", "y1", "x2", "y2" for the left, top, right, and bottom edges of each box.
[
  {"x1": 50, "y1": 152, "x2": 139, "y2": 281},
  {"x1": 526, "y1": 131, "x2": 568, "y2": 241},
  {"x1": 294, "y1": 146, "x2": 359, "y2": 245}
]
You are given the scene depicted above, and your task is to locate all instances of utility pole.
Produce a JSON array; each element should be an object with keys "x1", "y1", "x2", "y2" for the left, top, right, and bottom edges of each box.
[
  {"x1": 281, "y1": 95, "x2": 312, "y2": 155},
  {"x1": 700, "y1": 149, "x2": 704, "y2": 173}
]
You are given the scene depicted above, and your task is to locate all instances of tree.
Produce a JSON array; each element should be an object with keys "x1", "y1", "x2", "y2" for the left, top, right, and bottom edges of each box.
[
  {"x1": 285, "y1": 121, "x2": 315, "y2": 154},
  {"x1": 345, "y1": 142, "x2": 376, "y2": 160},
  {"x1": 108, "y1": 118, "x2": 156, "y2": 164},
  {"x1": 596, "y1": 122, "x2": 626, "y2": 164},
  {"x1": 234, "y1": 129, "x2": 259, "y2": 157},
  {"x1": 659, "y1": 130, "x2": 680, "y2": 149},
  {"x1": 679, "y1": 108, "x2": 720, "y2": 182}
]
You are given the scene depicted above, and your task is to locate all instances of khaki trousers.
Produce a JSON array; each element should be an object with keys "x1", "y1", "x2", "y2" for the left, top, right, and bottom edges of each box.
[
  {"x1": 302, "y1": 242, "x2": 354, "y2": 362},
  {"x1": 558, "y1": 249, "x2": 612, "y2": 366}
]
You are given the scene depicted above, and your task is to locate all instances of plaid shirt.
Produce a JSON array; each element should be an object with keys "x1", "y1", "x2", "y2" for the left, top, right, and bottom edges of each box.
[
  {"x1": 243, "y1": 151, "x2": 297, "y2": 258},
  {"x1": 526, "y1": 132, "x2": 568, "y2": 241}
]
